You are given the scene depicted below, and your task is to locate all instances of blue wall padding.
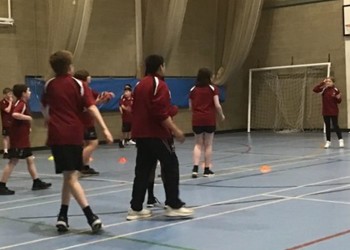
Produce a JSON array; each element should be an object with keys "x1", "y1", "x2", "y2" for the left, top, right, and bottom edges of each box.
[
  {"x1": 89, "y1": 78, "x2": 139, "y2": 111},
  {"x1": 25, "y1": 77, "x2": 226, "y2": 112},
  {"x1": 26, "y1": 77, "x2": 45, "y2": 113}
]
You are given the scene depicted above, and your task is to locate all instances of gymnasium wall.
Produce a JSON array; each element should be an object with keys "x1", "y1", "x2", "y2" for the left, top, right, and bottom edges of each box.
[
  {"x1": 0, "y1": 0, "x2": 234, "y2": 148},
  {"x1": 0, "y1": 0, "x2": 344, "y2": 148},
  {"x1": 243, "y1": 0, "x2": 347, "y2": 128}
]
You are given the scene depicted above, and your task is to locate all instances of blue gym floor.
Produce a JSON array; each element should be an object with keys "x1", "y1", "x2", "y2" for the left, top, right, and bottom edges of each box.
[{"x1": 1, "y1": 132, "x2": 350, "y2": 250}]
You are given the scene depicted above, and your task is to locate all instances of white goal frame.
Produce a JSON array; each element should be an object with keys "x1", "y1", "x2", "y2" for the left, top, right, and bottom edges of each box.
[
  {"x1": 0, "y1": 0, "x2": 14, "y2": 26},
  {"x1": 247, "y1": 62, "x2": 331, "y2": 132}
]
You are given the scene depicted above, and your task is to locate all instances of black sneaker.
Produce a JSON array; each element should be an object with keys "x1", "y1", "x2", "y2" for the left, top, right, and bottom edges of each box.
[
  {"x1": 192, "y1": 165, "x2": 198, "y2": 178},
  {"x1": 88, "y1": 215, "x2": 102, "y2": 233},
  {"x1": 56, "y1": 215, "x2": 69, "y2": 232},
  {"x1": 80, "y1": 168, "x2": 100, "y2": 176},
  {"x1": 119, "y1": 140, "x2": 125, "y2": 148},
  {"x1": 203, "y1": 168, "x2": 214, "y2": 177},
  {"x1": 147, "y1": 196, "x2": 162, "y2": 208},
  {"x1": 32, "y1": 179, "x2": 52, "y2": 190},
  {"x1": 3, "y1": 152, "x2": 9, "y2": 159},
  {"x1": 0, "y1": 186, "x2": 15, "y2": 195}
]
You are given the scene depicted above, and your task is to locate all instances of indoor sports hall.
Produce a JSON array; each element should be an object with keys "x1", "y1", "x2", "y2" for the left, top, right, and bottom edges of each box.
[
  {"x1": 2, "y1": 132, "x2": 350, "y2": 250},
  {"x1": 1, "y1": 0, "x2": 350, "y2": 249}
]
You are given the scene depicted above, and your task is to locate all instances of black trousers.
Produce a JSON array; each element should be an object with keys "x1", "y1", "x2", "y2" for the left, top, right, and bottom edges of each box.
[
  {"x1": 130, "y1": 138, "x2": 184, "y2": 211},
  {"x1": 323, "y1": 115, "x2": 342, "y2": 141}
]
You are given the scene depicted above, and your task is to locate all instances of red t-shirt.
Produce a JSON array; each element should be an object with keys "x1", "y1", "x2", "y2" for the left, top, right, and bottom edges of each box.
[
  {"x1": 119, "y1": 94, "x2": 133, "y2": 123},
  {"x1": 313, "y1": 82, "x2": 341, "y2": 116},
  {"x1": 10, "y1": 100, "x2": 31, "y2": 148},
  {"x1": 80, "y1": 85, "x2": 98, "y2": 128},
  {"x1": 41, "y1": 75, "x2": 95, "y2": 145},
  {"x1": 0, "y1": 98, "x2": 13, "y2": 128},
  {"x1": 131, "y1": 75, "x2": 174, "y2": 139},
  {"x1": 189, "y1": 84, "x2": 219, "y2": 126}
]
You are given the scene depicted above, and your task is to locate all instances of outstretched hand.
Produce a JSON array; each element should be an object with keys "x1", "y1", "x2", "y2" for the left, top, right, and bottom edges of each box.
[
  {"x1": 173, "y1": 129, "x2": 185, "y2": 143},
  {"x1": 103, "y1": 128, "x2": 114, "y2": 144}
]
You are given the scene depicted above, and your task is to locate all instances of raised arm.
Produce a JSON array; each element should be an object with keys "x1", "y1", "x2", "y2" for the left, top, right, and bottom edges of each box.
[{"x1": 313, "y1": 81, "x2": 326, "y2": 93}]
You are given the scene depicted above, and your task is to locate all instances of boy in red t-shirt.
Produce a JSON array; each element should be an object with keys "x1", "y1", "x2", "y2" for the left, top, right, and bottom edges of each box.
[
  {"x1": 0, "y1": 84, "x2": 51, "y2": 195},
  {"x1": 74, "y1": 69, "x2": 112, "y2": 176},
  {"x1": 118, "y1": 84, "x2": 135, "y2": 148},
  {"x1": 42, "y1": 50, "x2": 113, "y2": 233},
  {"x1": 0, "y1": 87, "x2": 13, "y2": 159}
]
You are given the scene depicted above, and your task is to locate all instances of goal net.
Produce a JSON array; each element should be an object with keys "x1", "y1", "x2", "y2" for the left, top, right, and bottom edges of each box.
[{"x1": 248, "y1": 63, "x2": 331, "y2": 132}]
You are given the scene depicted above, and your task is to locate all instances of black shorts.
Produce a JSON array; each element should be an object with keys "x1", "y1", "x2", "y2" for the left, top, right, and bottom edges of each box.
[
  {"x1": 51, "y1": 145, "x2": 83, "y2": 174},
  {"x1": 8, "y1": 148, "x2": 33, "y2": 159},
  {"x1": 122, "y1": 122, "x2": 132, "y2": 133},
  {"x1": 2, "y1": 127, "x2": 10, "y2": 136},
  {"x1": 192, "y1": 126, "x2": 216, "y2": 134},
  {"x1": 84, "y1": 127, "x2": 98, "y2": 140}
]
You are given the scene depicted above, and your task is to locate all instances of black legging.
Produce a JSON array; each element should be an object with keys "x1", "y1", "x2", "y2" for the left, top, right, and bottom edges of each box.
[{"x1": 323, "y1": 116, "x2": 342, "y2": 141}]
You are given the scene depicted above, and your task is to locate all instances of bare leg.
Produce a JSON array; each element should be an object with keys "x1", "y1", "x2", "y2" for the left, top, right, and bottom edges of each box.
[
  {"x1": 26, "y1": 156, "x2": 39, "y2": 179},
  {"x1": 0, "y1": 158, "x2": 18, "y2": 183},
  {"x1": 3, "y1": 136, "x2": 9, "y2": 153},
  {"x1": 61, "y1": 178, "x2": 71, "y2": 206},
  {"x1": 203, "y1": 133, "x2": 214, "y2": 168},
  {"x1": 193, "y1": 133, "x2": 204, "y2": 166},
  {"x1": 82, "y1": 139, "x2": 98, "y2": 166},
  {"x1": 62, "y1": 171, "x2": 89, "y2": 208}
]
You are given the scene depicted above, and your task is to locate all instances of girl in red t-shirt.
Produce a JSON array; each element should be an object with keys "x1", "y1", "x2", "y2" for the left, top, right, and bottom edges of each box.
[
  {"x1": 313, "y1": 77, "x2": 343, "y2": 149},
  {"x1": 189, "y1": 68, "x2": 225, "y2": 178}
]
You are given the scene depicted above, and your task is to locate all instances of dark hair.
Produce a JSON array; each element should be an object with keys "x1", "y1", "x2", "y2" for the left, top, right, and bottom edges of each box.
[
  {"x1": 124, "y1": 84, "x2": 132, "y2": 91},
  {"x1": 196, "y1": 68, "x2": 212, "y2": 86},
  {"x1": 144, "y1": 55, "x2": 164, "y2": 75},
  {"x1": 12, "y1": 84, "x2": 28, "y2": 99},
  {"x1": 74, "y1": 69, "x2": 90, "y2": 81},
  {"x1": 49, "y1": 50, "x2": 73, "y2": 76},
  {"x1": 3, "y1": 87, "x2": 12, "y2": 95},
  {"x1": 329, "y1": 76, "x2": 335, "y2": 83}
]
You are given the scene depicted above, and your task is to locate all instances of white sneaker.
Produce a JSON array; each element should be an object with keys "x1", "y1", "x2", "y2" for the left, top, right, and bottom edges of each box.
[
  {"x1": 126, "y1": 208, "x2": 152, "y2": 221},
  {"x1": 324, "y1": 141, "x2": 331, "y2": 149},
  {"x1": 339, "y1": 139, "x2": 344, "y2": 148},
  {"x1": 127, "y1": 140, "x2": 136, "y2": 145},
  {"x1": 164, "y1": 206, "x2": 194, "y2": 217}
]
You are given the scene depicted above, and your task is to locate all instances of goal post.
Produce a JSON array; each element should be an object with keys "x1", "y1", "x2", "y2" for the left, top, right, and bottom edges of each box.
[
  {"x1": 247, "y1": 62, "x2": 331, "y2": 132},
  {"x1": 0, "y1": 0, "x2": 14, "y2": 26}
]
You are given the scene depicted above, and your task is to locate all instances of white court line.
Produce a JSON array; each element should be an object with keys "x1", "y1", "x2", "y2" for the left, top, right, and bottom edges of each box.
[
  {"x1": 190, "y1": 176, "x2": 350, "y2": 210},
  {"x1": 54, "y1": 182, "x2": 350, "y2": 250},
  {"x1": 12, "y1": 171, "x2": 133, "y2": 184},
  {"x1": 208, "y1": 149, "x2": 350, "y2": 178},
  {"x1": 0, "y1": 183, "x2": 131, "y2": 206},
  {"x1": 0, "y1": 150, "x2": 349, "y2": 211},
  {"x1": 265, "y1": 194, "x2": 350, "y2": 206},
  {"x1": 0, "y1": 188, "x2": 133, "y2": 212},
  {"x1": 1, "y1": 175, "x2": 350, "y2": 250}
]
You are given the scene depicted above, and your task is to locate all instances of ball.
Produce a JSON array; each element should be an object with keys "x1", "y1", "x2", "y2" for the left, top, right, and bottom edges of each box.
[{"x1": 99, "y1": 91, "x2": 115, "y2": 103}]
